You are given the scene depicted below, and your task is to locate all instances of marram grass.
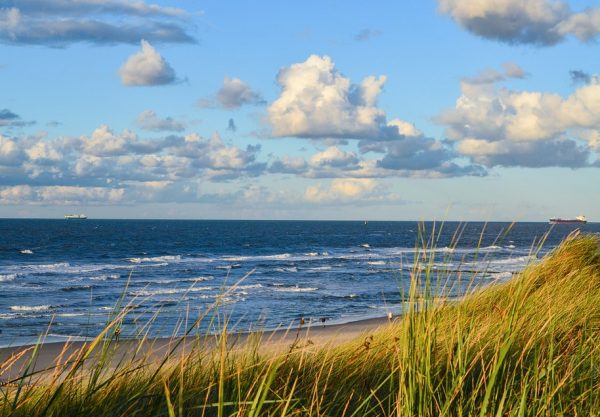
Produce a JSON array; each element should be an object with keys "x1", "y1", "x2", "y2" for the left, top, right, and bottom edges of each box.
[{"x1": 1, "y1": 233, "x2": 599, "y2": 416}]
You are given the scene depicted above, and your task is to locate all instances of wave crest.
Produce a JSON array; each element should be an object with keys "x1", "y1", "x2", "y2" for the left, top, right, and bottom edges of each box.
[
  {"x1": 128, "y1": 255, "x2": 182, "y2": 264},
  {"x1": 0, "y1": 274, "x2": 17, "y2": 282},
  {"x1": 10, "y1": 305, "x2": 51, "y2": 312}
]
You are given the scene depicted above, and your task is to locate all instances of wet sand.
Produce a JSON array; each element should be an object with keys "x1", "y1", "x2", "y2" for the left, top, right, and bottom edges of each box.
[{"x1": 0, "y1": 316, "x2": 397, "y2": 383}]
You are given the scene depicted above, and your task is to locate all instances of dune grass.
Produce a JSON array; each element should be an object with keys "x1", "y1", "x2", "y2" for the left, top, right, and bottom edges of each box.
[{"x1": 1, "y1": 232, "x2": 599, "y2": 416}]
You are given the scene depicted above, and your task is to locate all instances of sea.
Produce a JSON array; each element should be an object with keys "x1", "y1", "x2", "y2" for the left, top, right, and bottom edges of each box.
[{"x1": 1, "y1": 220, "x2": 599, "y2": 347}]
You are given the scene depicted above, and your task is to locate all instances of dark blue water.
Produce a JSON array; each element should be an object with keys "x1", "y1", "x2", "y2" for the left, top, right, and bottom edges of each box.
[{"x1": 1, "y1": 220, "x2": 598, "y2": 346}]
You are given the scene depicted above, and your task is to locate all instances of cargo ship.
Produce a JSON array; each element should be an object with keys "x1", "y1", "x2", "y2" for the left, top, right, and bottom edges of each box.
[
  {"x1": 64, "y1": 214, "x2": 87, "y2": 220},
  {"x1": 549, "y1": 215, "x2": 587, "y2": 224}
]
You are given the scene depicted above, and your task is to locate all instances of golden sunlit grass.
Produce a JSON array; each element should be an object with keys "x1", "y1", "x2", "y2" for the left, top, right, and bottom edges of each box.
[{"x1": 1, "y1": 232, "x2": 599, "y2": 416}]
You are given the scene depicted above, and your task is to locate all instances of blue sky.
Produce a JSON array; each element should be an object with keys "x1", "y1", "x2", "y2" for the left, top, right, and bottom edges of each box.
[{"x1": 1, "y1": 0, "x2": 599, "y2": 220}]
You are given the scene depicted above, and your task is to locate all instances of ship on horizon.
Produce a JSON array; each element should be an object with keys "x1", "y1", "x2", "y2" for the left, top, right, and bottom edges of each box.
[
  {"x1": 64, "y1": 214, "x2": 87, "y2": 220},
  {"x1": 549, "y1": 215, "x2": 587, "y2": 224}
]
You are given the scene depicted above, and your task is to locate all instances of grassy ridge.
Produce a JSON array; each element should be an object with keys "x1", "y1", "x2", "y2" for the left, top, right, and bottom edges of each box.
[{"x1": 1, "y1": 234, "x2": 599, "y2": 416}]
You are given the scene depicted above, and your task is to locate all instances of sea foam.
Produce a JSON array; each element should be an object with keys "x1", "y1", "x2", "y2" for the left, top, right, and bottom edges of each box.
[
  {"x1": 130, "y1": 286, "x2": 214, "y2": 297},
  {"x1": 10, "y1": 305, "x2": 51, "y2": 312},
  {"x1": 272, "y1": 286, "x2": 318, "y2": 293},
  {"x1": 0, "y1": 274, "x2": 16, "y2": 282},
  {"x1": 128, "y1": 255, "x2": 182, "y2": 263}
]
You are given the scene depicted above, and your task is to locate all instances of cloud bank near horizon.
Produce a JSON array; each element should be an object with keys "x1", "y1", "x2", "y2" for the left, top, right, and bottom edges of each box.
[{"x1": 1, "y1": 53, "x2": 599, "y2": 208}]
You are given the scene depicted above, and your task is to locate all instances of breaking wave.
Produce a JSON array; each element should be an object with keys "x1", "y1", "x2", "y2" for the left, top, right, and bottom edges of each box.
[
  {"x1": 129, "y1": 255, "x2": 182, "y2": 264},
  {"x1": 0, "y1": 274, "x2": 16, "y2": 282},
  {"x1": 222, "y1": 253, "x2": 292, "y2": 262},
  {"x1": 130, "y1": 286, "x2": 214, "y2": 297},
  {"x1": 90, "y1": 274, "x2": 120, "y2": 281},
  {"x1": 272, "y1": 286, "x2": 318, "y2": 293},
  {"x1": 13, "y1": 262, "x2": 126, "y2": 275},
  {"x1": 274, "y1": 267, "x2": 298, "y2": 273},
  {"x1": 10, "y1": 305, "x2": 51, "y2": 312}
]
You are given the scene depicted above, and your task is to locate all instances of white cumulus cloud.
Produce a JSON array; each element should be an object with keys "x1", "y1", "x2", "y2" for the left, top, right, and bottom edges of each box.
[
  {"x1": 304, "y1": 178, "x2": 379, "y2": 203},
  {"x1": 268, "y1": 55, "x2": 401, "y2": 141},
  {"x1": 0, "y1": 134, "x2": 26, "y2": 165},
  {"x1": 198, "y1": 77, "x2": 265, "y2": 109},
  {"x1": 0, "y1": 123, "x2": 267, "y2": 205},
  {"x1": 438, "y1": 0, "x2": 600, "y2": 45},
  {"x1": 437, "y1": 67, "x2": 600, "y2": 167},
  {"x1": 309, "y1": 146, "x2": 360, "y2": 168},
  {"x1": 136, "y1": 110, "x2": 185, "y2": 132},
  {"x1": 119, "y1": 40, "x2": 177, "y2": 86}
]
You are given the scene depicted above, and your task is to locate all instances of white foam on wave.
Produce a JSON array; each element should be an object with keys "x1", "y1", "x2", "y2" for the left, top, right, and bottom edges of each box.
[
  {"x1": 20, "y1": 249, "x2": 33, "y2": 254},
  {"x1": 235, "y1": 284, "x2": 263, "y2": 290},
  {"x1": 219, "y1": 296, "x2": 241, "y2": 305},
  {"x1": 10, "y1": 305, "x2": 51, "y2": 312},
  {"x1": 130, "y1": 286, "x2": 214, "y2": 297},
  {"x1": 272, "y1": 286, "x2": 318, "y2": 293},
  {"x1": 216, "y1": 264, "x2": 242, "y2": 270},
  {"x1": 186, "y1": 276, "x2": 214, "y2": 282},
  {"x1": 128, "y1": 255, "x2": 181, "y2": 264},
  {"x1": 367, "y1": 261, "x2": 386, "y2": 266},
  {"x1": 143, "y1": 262, "x2": 169, "y2": 268},
  {"x1": 14, "y1": 262, "x2": 127, "y2": 275},
  {"x1": 24, "y1": 262, "x2": 70, "y2": 271},
  {"x1": 306, "y1": 266, "x2": 332, "y2": 271},
  {"x1": 305, "y1": 252, "x2": 319, "y2": 257},
  {"x1": 274, "y1": 267, "x2": 298, "y2": 273},
  {"x1": 486, "y1": 255, "x2": 535, "y2": 266},
  {"x1": 464, "y1": 255, "x2": 536, "y2": 273},
  {"x1": 489, "y1": 271, "x2": 514, "y2": 281},
  {"x1": 56, "y1": 313, "x2": 86, "y2": 317},
  {"x1": 141, "y1": 276, "x2": 215, "y2": 285},
  {"x1": 0, "y1": 274, "x2": 17, "y2": 282},
  {"x1": 222, "y1": 253, "x2": 291, "y2": 262},
  {"x1": 438, "y1": 246, "x2": 456, "y2": 253},
  {"x1": 90, "y1": 274, "x2": 120, "y2": 281}
]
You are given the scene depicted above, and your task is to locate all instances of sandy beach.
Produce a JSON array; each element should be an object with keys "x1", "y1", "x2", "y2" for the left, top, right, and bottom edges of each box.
[{"x1": 0, "y1": 316, "x2": 395, "y2": 383}]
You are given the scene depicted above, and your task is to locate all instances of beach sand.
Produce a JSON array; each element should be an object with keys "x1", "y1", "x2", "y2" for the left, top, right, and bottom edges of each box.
[{"x1": 0, "y1": 316, "x2": 397, "y2": 383}]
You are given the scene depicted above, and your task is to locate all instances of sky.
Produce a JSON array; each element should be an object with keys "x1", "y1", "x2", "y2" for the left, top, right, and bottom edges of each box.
[{"x1": 1, "y1": 0, "x2": 600, "y2": 221}]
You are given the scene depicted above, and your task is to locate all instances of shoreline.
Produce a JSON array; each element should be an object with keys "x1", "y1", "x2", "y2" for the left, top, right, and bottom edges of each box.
[{"x1": 0, "y1": 315, "x2": 396, "y2": 383}]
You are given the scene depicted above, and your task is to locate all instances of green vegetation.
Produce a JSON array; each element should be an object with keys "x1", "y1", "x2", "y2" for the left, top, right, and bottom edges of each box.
[{"x1": 1, "y1": 233, "x2": 599, "y2": 416}]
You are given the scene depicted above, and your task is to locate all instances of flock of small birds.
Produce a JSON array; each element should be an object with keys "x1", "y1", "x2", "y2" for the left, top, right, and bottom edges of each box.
[{"x1": 298, "y1": 317, "x2": 330, "y2": 327}]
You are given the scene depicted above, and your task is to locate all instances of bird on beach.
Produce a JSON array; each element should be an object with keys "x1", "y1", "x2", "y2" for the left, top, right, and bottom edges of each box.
[{"x1": 363, "y1": 335, "x2": 374, "y2": 350}]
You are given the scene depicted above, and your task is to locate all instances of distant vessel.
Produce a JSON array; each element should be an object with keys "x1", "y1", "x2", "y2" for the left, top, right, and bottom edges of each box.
[
  {"x1": 549, "y1": 215, "x2": 587, "y2": 224},
  {"x1": 64, "y1": 214, "x2": 87, "y2": 220}
]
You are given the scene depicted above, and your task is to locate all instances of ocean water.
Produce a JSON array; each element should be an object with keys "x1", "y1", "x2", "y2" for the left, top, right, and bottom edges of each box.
[{"x1": 1, "y1": 220, "x2": 598, "y2": 346}]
